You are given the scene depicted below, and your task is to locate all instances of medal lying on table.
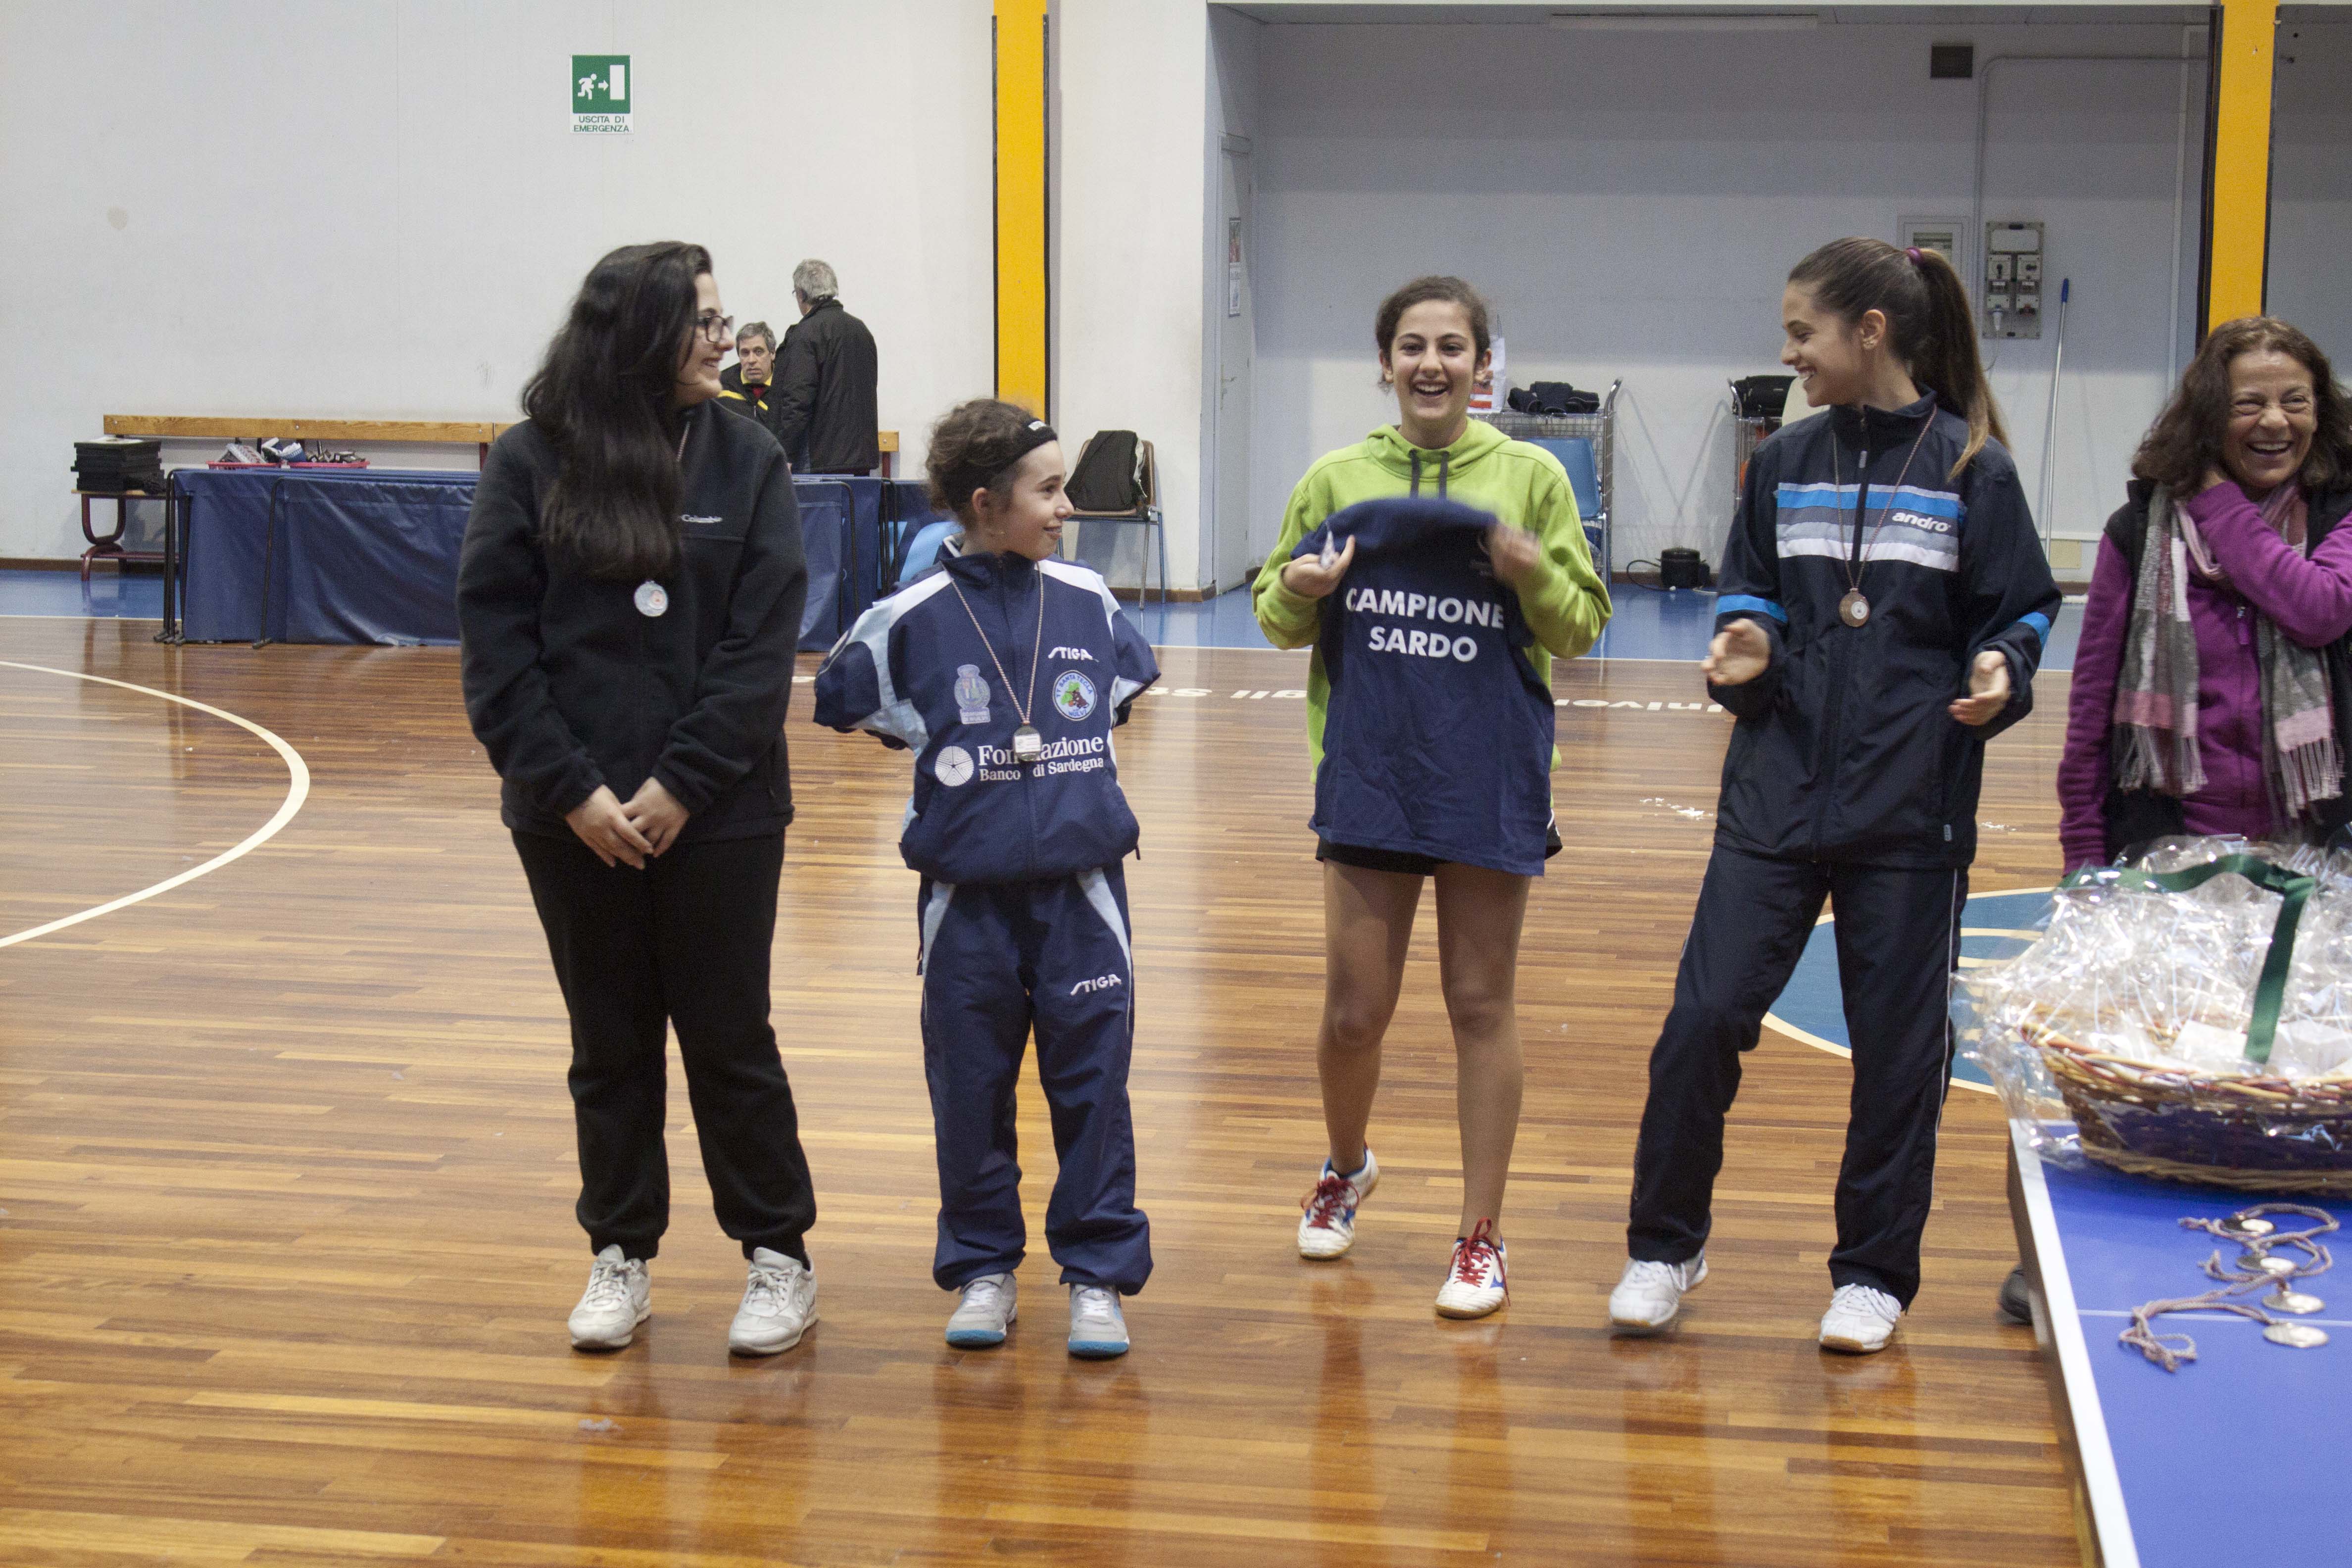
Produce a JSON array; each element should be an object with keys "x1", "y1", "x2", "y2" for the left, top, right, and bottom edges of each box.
[{"x1": 949, "y1": 571, "x2": 1049, "y2": 769}]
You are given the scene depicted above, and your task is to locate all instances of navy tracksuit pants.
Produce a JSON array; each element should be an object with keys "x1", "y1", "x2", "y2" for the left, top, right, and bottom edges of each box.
[
  {"x1": 1626, "y1": 846, "x2": 1966, "y2": 1306},
  {"x1": 917, "y1": 865, "x2": 1151, "y2": 1294}
]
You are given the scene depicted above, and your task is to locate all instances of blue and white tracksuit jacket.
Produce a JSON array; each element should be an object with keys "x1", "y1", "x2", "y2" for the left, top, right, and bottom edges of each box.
[
  {"x1": 1293, "y1": 498, "x2": 1557, "y2": 875},
  {"x1": 1625, "y1": 395, "x2": 2061, "y2": 1308},
  {"x1": 813, "y1": 547, "x2": 1158, "y2": 1293}
]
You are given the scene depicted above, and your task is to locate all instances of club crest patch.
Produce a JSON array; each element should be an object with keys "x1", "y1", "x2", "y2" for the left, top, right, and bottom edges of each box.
[{"x1": 1053, "y1": 670, "x2": 1098, "y2": 722}]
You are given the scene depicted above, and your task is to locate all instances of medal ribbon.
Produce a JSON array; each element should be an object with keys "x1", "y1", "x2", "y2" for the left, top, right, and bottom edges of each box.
[
  {"x1": 949, "y1": 569, "x2": 1046, "y2": 735},
  {"x1": 1831, "y1": 413, "x2": 1934, "y2": 614}
]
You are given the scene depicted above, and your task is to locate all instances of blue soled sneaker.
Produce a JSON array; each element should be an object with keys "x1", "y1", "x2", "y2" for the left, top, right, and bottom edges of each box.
[
  {"x1": 945, "y1": 1272, "x2": 1017, "y2": 1348},
  {"x1": 1298, "y1": 1148, "x2": 1378, "y2": 1260},
  {"x1": 1068, "y1": 1285, "x2": 1129, "y2": 1359}
]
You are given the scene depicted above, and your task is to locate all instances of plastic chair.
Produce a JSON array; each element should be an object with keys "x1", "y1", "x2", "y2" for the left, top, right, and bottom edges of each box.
[
  {"x1": 896, "y1": 519, "x2": 960, "y2": 585},
  {"x1": 1065, "y1": 435, "x2": 1169, "y2": 606},
  {"x1": 1527, "y1": 436, "x2": 1606, "y2": 571}
]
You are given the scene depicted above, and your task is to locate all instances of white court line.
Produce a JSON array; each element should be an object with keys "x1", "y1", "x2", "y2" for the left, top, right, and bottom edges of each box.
[{"x1": 0, "y1": 661, "x2": 310, "y2": 949}]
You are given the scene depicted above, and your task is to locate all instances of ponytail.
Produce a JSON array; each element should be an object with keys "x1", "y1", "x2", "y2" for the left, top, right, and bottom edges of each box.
[{"x1": 1788, "y1": 237, "x2": 2008, "y2": 479}]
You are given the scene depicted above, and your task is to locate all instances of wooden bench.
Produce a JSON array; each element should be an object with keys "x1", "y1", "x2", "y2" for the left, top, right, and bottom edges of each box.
[{"x1": 107, "y1": 417, "x2": 900, "y2": 474}]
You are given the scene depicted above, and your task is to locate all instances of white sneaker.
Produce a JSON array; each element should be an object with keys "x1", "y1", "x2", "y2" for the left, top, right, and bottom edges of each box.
[
  {"x1": 1434, "y1": 1221, "x2": 1508, "y2": 1319},
  {"x1": 1608, "y1": 1254, "x2": 1708, "y2": 1335},
  {"x1": 1298, "y1": 1149, "x2": 1378, "y2": 1259},
  {"x1": 728, "y1": 1247, "x2": 817, "y2": 1356},
  {"x1": 945, "y1": 1273, "x2": 1018, "y2": 1349},
  {"x1": 1819, "y1": 1283, "x2": 1903, "y2": 1354},
  {"x1": 568, "y1": 1244, "x2": 650, "y2": 1351},
  {"x1": 1068, "y1": 1285, "x2": 1129, "y2": 1359}
]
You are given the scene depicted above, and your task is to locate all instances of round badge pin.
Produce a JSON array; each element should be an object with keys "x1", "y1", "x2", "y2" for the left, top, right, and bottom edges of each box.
[
  {"x1": 634, "y1": 581, "x2": 669, "y2": 618},
  {"x1": 2264, "y1": 1322, "x2": 2329, "y2": 1349}
]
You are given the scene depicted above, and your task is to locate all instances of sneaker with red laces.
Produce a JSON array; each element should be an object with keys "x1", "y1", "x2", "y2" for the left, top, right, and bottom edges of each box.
[
  {"x1": 1435, "y1": 1219, "x2": 1508, "y2": 1319},
  {"x1": 1297, "y1": 1149, "x2": 1378, "y2": 1260}
]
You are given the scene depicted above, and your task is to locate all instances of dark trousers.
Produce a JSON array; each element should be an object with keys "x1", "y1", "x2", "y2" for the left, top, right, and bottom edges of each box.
[
  {"x1": 1626, "y1": 846, "x2": 1965, "y2": 1306},
  {"x1": 513, "y1": 830, "x2": 816, "y2": 1264},
  {"x1": 917, "y1": 866, "x2": 1151, "y2": 1294}
]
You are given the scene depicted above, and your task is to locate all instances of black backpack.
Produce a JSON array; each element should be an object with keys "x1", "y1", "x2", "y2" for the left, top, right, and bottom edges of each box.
[
  {"x1": 1067, "y1": 430, "x2": 1142, "y2": 512},
  {"x1": 1508, "y1": 381, "x2": 1600, "y2": 416}
]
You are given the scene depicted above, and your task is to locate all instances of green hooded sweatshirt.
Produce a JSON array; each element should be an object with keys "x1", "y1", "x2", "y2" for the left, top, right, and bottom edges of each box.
[{"x1": 1253, "y1": 419, "x2": 1614, "y2": 771}]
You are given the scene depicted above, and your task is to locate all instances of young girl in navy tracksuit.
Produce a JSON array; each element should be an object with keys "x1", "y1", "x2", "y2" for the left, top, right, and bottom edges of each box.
[
  {"x1": 814, "y1": 399, "x2": 1159, "y2": 1359},
  {"x1": 1607, "y1": 239, "x2": 2059, "y2": 1354}
]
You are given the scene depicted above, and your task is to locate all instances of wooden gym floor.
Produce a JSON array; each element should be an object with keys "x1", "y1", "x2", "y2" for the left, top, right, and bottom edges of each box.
[{"x1": 0, "y1": 617, "x2": 2081, "y2": 1566}]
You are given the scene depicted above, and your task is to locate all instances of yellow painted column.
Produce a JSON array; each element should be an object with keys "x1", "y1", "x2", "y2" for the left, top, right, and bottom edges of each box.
[
  {"x1": 2206, "y1": 0, "x2": 2279, "y2": 329},
  {"x1": 995, "y1": 0, "x2": 1050, "y2": 413}
]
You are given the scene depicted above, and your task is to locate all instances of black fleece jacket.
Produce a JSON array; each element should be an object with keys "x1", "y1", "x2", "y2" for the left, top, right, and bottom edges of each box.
[
  {"x1": 1710, "y1": 395, "x2": 2061, "y2": 869},
  {"x1": 457, "y1": 404, "x2": 808, "y2": 841}
]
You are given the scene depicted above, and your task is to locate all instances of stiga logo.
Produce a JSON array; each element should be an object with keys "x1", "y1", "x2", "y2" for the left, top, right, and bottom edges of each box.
[
  {"x1": 1049, "y1": 646, "x2": 1095, "y2": 661},
  {"x1": 1053, "y1": 671, "x2": 1098, "y2": 721},
  {"x1": 1071, "y1": 972, "x2": 1124, "y2": 996}
]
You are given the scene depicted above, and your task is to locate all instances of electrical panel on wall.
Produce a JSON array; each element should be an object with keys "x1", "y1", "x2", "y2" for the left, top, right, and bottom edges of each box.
[{"x1": 1983, "y1": 221, "x2": 2045, "y2": 340}]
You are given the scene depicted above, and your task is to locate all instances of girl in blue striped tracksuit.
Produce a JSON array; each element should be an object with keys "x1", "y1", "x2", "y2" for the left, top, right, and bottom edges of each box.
[
  {"x1": 1607, "y1": 239, "x2": 2059, "y2": 1354},
  {"x1": 814, "y1": 399, "x2": 1158, "y2": 1359}
]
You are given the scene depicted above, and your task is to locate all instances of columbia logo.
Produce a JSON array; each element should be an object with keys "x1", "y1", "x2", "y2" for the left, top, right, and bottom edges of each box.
[
  {"x1": 1049, "y1": 646, "x2": 1095, "y2": 661},
  {"x1": 1071, "y1": 973, "x2": 1124, "y2": 996}
]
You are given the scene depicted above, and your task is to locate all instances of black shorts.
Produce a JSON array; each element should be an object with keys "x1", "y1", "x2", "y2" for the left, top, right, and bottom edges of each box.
[{"x1": 1315, "y1": 823, "x2": 1562, "y2": 878}]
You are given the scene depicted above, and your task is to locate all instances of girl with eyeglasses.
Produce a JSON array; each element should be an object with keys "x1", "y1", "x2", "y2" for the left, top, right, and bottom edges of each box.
[{"x1": 458, "y1": 242, "x2": 821, "y2": 1360}]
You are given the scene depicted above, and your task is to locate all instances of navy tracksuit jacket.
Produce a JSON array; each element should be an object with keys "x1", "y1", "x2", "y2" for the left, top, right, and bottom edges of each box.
[
  {"x1": 1628, "y1": 396, "x2": 2061, "y2": 1306},
  {"x1": 814, "y1": 547, "x2": 1158, "y2": 1293},
  {"x1": 1293, "y1": 498, "x2": 1556, "y2": 875}
]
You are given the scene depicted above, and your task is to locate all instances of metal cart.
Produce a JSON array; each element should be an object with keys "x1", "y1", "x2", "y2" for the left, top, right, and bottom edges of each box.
[
  {"x1": 1474, "y1": 379, "x2": 1621, "y2": 573},
  {"x1": 1729, "y1": 374, "x2": 1795, "y2": 521}
]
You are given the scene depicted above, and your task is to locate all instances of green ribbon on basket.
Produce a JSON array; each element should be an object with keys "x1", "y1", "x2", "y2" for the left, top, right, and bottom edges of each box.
[{"x1": 2058, "y1": 853, "x2": 2317, "y2": 1066}]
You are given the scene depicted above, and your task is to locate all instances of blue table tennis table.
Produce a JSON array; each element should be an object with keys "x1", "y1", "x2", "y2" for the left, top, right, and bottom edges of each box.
[{"x1": 2006, "y1": 1126, "x2": 2352, "y2": 1568}]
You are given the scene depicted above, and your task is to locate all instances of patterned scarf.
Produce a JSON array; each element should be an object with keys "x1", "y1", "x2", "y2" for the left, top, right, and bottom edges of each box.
[{"x1": 2113, "y1": 483, "x2": 2343, "y2": 819}]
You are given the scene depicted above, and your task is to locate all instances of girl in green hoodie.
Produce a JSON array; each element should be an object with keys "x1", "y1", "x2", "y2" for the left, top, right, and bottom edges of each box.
[{"x1": 1254, "y1": 275, "x2": 1611, "y2": 1319}]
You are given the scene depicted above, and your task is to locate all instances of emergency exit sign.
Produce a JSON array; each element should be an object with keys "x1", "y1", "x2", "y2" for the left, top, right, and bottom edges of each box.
[{"x1": 572, "y1": 55, "x2": 630, "y2": 134}]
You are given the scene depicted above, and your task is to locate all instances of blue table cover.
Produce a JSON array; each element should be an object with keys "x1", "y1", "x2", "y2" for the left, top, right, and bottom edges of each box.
[{"x1": 177, "y1": 468, "x2": 476, "y2": 645}]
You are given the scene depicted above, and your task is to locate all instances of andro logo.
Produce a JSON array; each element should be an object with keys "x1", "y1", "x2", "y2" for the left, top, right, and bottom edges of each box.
[
  {"x1": 1049, "y1": 646, "x2": 1095, "y2": 661},
  {"x1": 1071, "y1": 972, "x2": 1124, "y2": 996},
  {"x1": 1888, "y1": 510, "x2": 1952, "y2": 533},
  {"x1": 933, "y1": 745, "x2": 974, "y2": 787}
]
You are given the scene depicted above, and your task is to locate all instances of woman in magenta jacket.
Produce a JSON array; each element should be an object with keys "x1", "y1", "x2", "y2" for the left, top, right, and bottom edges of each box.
[{"x1": 2057, "y1": 317, "x2": 2352, "y2": 874}]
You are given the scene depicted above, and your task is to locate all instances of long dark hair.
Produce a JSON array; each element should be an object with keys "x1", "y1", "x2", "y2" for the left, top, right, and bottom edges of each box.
[
  {"x1": 2133, "y1": 316, "x2": 2352, "y2": 495},
  {"x1": 521, "y1": 241, "x2": 711, "y2": 580},
  {"x1": 1789, "y1": 238, "x2": 2005, "y2": 478}
]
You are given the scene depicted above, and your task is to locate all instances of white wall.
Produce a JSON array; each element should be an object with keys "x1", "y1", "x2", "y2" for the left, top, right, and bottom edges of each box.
[
  {"x1": 0, "y1": 0, "x2": 993, "y2": 561},
  {"x1": 2269, "y1": 19, "x2": 2352, "y2": 364},
  {"x1": 1054, "y1": 1, "x2": 1212, "y2": 591},
  {"x1": 1232, "y1": 18, "x2": 2207, "y2": 576}
]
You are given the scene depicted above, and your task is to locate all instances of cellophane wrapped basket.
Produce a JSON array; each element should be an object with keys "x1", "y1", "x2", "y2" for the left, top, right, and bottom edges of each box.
[{"x1": 1958, "y1": 836, "x2": 2352, "y2": 1192}]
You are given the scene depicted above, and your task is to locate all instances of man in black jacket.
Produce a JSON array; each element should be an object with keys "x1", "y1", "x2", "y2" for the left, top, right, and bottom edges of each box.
[
  {"x1": 777, "y1": 259, "x2": 881, "y2": 475},
  {"x1": 716, "y1": 322, "x2": 793, "y2": 458}
]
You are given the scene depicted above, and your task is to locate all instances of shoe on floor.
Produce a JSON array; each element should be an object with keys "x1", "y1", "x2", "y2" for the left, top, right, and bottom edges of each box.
[
  {"x1": 1068, "y1": 1284, "x2": 1129, "y2": 1359},
  {"x1": 569, "y1": 1244, "x2": 651, "y2": 1350},
  {"x1": 1298, "y1": 1148, "x2": 1378, "y2": 1260},
  {"x1": 1435, "y1": 1220, "x2": 1508, "y2": 1319},
  {"x1": 1608, "y1": 1254, "x2": 1707, "y2": 1335},
  {"x1": 729, "y1": 1247, "x2": 817, "y2": 1356},
  {"x1": 946, "y1": 1272, "x2": 1018, "y2": 1349},
  {"x1": 1819, "y1": 1283, "x2": 1903, "y2": 1354},
  {"x1": 1997, "y1": 1265, "x2": 2033, "y2": 1325}
]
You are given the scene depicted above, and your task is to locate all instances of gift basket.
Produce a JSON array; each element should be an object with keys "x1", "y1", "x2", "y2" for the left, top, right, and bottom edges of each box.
[{"x1": 1960, "y1": 836, "x2": 2352, "y2": 1193}]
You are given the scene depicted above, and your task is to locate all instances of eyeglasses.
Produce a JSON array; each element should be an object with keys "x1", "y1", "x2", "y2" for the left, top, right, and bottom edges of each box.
[{"x1": 694, "y1": 312, "x2": 735, "y2": 345}]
